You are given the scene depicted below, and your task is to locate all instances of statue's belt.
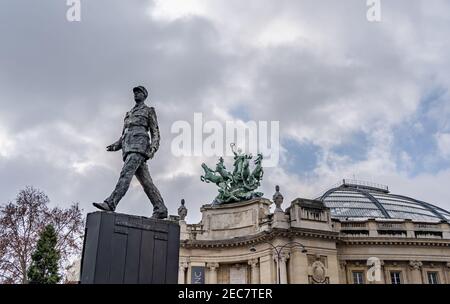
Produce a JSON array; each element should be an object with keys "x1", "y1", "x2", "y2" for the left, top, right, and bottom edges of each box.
[{"x1": 123, "y1": 126, "x2": 148, "y2": 134}]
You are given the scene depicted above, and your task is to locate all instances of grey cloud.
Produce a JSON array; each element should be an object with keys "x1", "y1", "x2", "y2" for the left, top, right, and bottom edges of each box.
[
  {"x1": 1, "y1": 0, "x2": 450, "y2": 223},
  {"x1": 0, "y1": 0, "x2": 235, "y2": 220},
  {"x1": 0, "y1": 0, "x2": 232, "y2": 131}
]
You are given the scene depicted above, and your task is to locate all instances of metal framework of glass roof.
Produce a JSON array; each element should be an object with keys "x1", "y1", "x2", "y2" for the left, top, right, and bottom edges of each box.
[{"x1": 319, "y1": 180, "x2": 450, "y2": 222}]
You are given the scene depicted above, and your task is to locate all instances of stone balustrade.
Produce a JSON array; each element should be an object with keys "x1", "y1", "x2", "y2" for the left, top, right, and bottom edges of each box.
[{"x1": 338, "y1": 219, "x2": 449, "y2": 239}]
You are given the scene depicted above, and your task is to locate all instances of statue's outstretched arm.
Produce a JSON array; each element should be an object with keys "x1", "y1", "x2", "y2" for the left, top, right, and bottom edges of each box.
[{"x1": 106, "y1": 127, "x2": 124, "y2": 152}]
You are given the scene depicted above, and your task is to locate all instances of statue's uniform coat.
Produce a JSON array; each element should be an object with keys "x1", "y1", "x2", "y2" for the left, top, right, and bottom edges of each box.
[{"x1": 113, "y1": 103, "x2": 160, "y2": 161}]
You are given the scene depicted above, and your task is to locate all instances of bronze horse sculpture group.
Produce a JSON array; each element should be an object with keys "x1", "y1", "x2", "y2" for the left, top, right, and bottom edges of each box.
[{"x1": 201, "y1": 145, "x2": 264, "y2": 205}]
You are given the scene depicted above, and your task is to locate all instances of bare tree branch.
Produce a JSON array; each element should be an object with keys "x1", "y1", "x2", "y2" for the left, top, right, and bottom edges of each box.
[{"x1": 0, "y1": 186, "x2": 84, "y2": 284}]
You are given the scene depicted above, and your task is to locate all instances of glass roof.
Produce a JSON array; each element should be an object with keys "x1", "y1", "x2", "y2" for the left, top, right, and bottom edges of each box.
[{"x1": 319, "y1": 180, "x2": 450, "y2": 222}]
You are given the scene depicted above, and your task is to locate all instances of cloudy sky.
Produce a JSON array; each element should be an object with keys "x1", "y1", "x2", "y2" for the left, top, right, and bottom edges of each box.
[{"x1": 1, "y1": 0, "x2": 449, "y2": 223}]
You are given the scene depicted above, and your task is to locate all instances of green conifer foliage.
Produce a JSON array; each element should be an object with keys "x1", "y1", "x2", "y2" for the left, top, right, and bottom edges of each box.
[{"x1": 27, "y1": 225, "x2": 61, "y2": 284}]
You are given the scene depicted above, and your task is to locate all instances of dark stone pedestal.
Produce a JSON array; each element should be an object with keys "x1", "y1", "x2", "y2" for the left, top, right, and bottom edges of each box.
[{"x1": 80, "y1": 211, "x2": 180, "y2": 284}]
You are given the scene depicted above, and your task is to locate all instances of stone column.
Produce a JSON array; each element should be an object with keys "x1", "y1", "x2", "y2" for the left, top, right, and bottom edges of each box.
[
  {"x1": 289, "y1": 248, "x2": 308, "y2": 283},
  {"x1": 259, "y1": 255, "x2": 275, "y2": 283},
  {"x1": 325, "y1": 255, "x2": 339, "y2": 284},
  {"x1": 445, "y1": 262, "x2": 450, "y2": 284},
  {"x1": 278, "y1": 252, "x2": 290, "y2": 284},
  {"x1": 248, "y1": 258, "x2": 260, "y2": 284},
  {"x1": 409, "y1": 260, "x2": 423, "y2": 284},
  {"x1": 338, "y1": 261, "x2": 347, "y2": 284},
  {"x1": 207, "y1": 262, "x2": 219, "y2": 284},
  {"x1": 372, "y1": 260, "x2": 385, "y2": 284},
  {"x1": 178, "y1": 262, "x2": 188, "y2": 284}
]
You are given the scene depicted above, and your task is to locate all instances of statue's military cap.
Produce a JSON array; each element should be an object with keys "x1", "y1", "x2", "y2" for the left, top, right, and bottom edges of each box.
[{"x1": 133, "y1": 86, "x2": 148, "y2": 98}]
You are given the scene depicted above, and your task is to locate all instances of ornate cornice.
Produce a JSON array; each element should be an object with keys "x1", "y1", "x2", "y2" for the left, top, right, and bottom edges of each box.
[
  {"x1": 180, "y1": 227, "x2": 339, "y2": 249},
  {"x1": 339, "y1": 237, "x2": 450, "y2": 247},
  {"x1": 287, "y1": 227, "x2": 339, "y2": 240},
  {"x1": 181, "y1": 226, "x2": 450, "y2": 249},
  {"x1": 200, "y1": 198, "x2": 271, "y2": 212}
]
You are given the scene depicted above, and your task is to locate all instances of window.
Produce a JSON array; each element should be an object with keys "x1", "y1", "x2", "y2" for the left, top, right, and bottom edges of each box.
[
  {"x1": 427, "y1": 272, "x2": 439, "y2": 284},
  {"x1": 390, "y1": 271, "x2": 402, "y2": 284},
  {"x1": 352, "y1": 271, "x2": 364, "y2": 284}
]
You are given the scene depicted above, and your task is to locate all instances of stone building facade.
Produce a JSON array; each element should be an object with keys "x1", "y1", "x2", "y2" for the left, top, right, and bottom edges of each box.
[{"x1": 178, "y1": 182, "x2": 450, "y2": 284}]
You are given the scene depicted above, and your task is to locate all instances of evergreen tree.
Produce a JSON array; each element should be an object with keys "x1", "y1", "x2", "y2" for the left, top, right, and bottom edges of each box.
[{"x1": 27, "y1": 225, "x2": 61, "y2": 284}]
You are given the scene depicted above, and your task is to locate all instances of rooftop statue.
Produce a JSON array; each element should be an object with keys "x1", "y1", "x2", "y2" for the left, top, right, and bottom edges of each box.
[
  {"x1": 201, "y1": 144, "x2": 264, "y2": 205},
  {"x1": 178, "y1": 199, "x2": 188, "y2": 221},
  {"x1": 273, "y1": 185, "x2": 284, "y2": 212}
]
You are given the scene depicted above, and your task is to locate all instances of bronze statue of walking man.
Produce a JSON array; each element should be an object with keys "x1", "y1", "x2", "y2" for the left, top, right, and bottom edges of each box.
[{"x1": 93, "y1": 86, "x2": 168, "y2": 219}]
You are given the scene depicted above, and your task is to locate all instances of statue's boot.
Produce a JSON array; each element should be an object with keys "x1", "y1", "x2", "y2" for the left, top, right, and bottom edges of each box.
[
  {"x1": 92, "y1": 201, "x2": 115, "y2": 212},
  {"x1": 151, "y1": 204, "x2": 168, "y2": 219}
]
